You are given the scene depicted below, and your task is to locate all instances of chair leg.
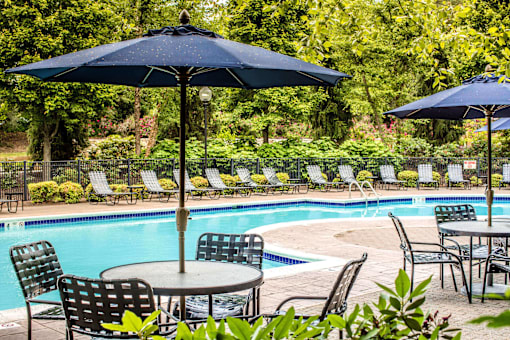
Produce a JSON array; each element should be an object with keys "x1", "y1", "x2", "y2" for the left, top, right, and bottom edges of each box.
[
  {"x1": 26, "y1": 303, "x2": 32, "y2": 340},
  {"x1": 410, "y1": 263, "x2": 415, "y2": 294},
  {"x1": 449, "y1": 264, "x2": 458, "y2": 292},
  {"x1": 482, "y1": 262, "x2": 490, "y2": 303}
]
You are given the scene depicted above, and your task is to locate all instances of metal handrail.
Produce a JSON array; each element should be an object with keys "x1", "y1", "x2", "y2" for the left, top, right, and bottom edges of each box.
[{"x1": 348, "y1": 180, "x2": 380, "y2": 206}]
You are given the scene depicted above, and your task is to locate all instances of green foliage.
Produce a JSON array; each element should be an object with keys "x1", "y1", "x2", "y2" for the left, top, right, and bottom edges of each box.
[
  {"x1": 158, "y1": 179, "x2": 176, "y2": 190},
  {"x1": 276, "y1": 172, "x2": 289, "y2": 184},
  {"x1": 251, "y1": 174, "x2": 268, "y2": 184},
  {"x1": 220, "y1": 174, "x2": 237, "y2": 187},
  {"x1": 470, "y1": 175, "x2": 482, "y2": 186},
  {"x1": 52, "y1": 169, "x2": 79, "y2": 185},
  {"x1": 398, "y1": 170, "x2": 419, "y2": 187},
  {"x1": 85, "y1": 183, "x2": 128, "y2": 202},
  {"x1": 102, "y1": 310, "x2": 165, "y2": 340},
  {"x1": 58, "y1": 181, "x2": 84, "y2": 204},
  {"x1": 190, "y1": 176, "x2": 209, "y2": 188},
  {"x1": 87, "y1": 135, "x2": 136, "y2": 160},
  {"x1": 339, "y1": 140, "x2": 393, "y2": 158},
  {"x1": 28, "y1": 181, "x2": 59, "y2": 203},
  {"x1": 356, "y1": 170, "x2": 373, "y2": 183},
  {"x1": 470, "y1": 289, "x2": 510, "y2": 328},
  {"x1": 492, "y1": 174, "x2": 503, "y2": 188},
  {"x1": 394, "y1": 136, "x2": 434, "y2": 158}
]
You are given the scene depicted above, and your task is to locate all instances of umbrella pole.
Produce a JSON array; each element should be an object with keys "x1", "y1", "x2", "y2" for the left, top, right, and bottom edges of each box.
[{"x1": 486, "y1": 111, "x2": 494, "y2": 227}]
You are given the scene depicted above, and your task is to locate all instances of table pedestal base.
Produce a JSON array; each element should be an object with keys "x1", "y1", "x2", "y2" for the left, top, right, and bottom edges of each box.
[{"x1": 461, "y1": 283, "x2": 509, "y2": 299}]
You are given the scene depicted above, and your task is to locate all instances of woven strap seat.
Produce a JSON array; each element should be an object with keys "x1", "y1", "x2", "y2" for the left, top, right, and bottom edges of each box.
[
  {"x1": 501, "y1": 164, "x2": 510, "y2": 188},
  {"x1": 88, "y1": 171, "x2": 134, "y2": 205},
  {"x1": 173, "y1": 169, "x2": 221, "y2": 200},
  {"x1": 417, "y1": 164, "x2": 438, "y2": 189},
  {"x1": 338, "y1": 165, "x2": 357, "y2": 185},
  {"x1": 205, "y1": 168, "x2": 252, "y2": 197},
  {"x1": 306, "y1": 165, "x2": 343, "y2": 191},
  {"x1": 140, "y1": 170, "x2": 177, "y2": 201},
  {"x1": 380, "y1": 165, "x2": 406, "y2": 189},
  {"x1": 262, "y1": 167, "x2": 301, "y2": 194}
]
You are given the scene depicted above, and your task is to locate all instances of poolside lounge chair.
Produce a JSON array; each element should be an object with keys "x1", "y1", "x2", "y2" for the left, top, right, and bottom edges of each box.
[
  {"x1": 500, "y1": 164, "x2": 510, "y2": 189},
  {"x1": 389, "y1": 212, "x2": 470, "y2": 302},
  {"x1": 58, "y1": 275, "x2": 169, "y2": 339},
  {"x1": 337, "y1": 165, "x2": 358, "y2": 185},
  {"x1": 173, "y1": 169, "x2": 221, "y2": 200},
  {"x1": 10, "y1": 240, "x2": 65, "y2": 340},
  {"x1": 417, "y1": 164, "x2": 439, "y2": 189},
  {"x1": 140, "y1": 170, "x2": 178, "y2": 201},
  {"x1": 236, "y1": 167, "x2": 281, "y2": 195},
  {"x1": 88, "y1": 171, "x2": 136, "y2": 205},
  {"x1": 306, "y1": 165, "x2": 343, "y2": 192},
  {"x1": 262, "y1": 167, "x2": 304, "y2": 194},
  {"x1": 447, "y1": 164, "x2": 470, "y2": 189},
  {"x1": 173, "y1": 233, "x2": 264, "y2": 320},
  {"x1": 205, "y1": 168, "x2": 252, "y2": 198},
  {"x1": 379, "y1": 165, "x2": 406, "y2": 190}
]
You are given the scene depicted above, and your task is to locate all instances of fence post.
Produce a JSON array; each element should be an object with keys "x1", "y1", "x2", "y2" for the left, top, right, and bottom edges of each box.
[
  {"x1": 128, "y1": 159, "x2": 132, "y2": 185},
  {"x1": 23, "y1": 161, "x2": 27, "y2": 201},
  {"x1": 77, "y1": 159, "x2": 81, "y2": 186},
  {"x1": 297, "y1": 158, "x2": 301, "y2": 179},
  {"x1": 256, "y1": 158, "x2": 260, "y2": 174},
  {"x1": 230, "y1": 158, "x2": 234, "y2": 176}
]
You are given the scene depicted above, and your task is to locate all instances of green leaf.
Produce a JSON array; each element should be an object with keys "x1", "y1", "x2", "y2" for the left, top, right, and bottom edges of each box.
[
  {"x1": 226, "y1": 317, "x2": 251, "y2": 340},
  {"x1": 206, "y1": 316, "x2": 217, "y2": 338},
  {"x1": 470, "y1": 310, "x2": 510, "y2": 328},
  {"x1": 151, "y1": 336, "x2": 168, "y2": 340},
  {"x1": 410, "y1": 276, "x2": 432, "y2": 299},
  {"x1": 395, "y1": 269, "x2": 411, "y2": 298},
  {"x1": 389, "y1": 297, "x2": 401, "y2": 310},
  {"x1": 327, "y1": 315, "x2": 346, "y2": 328},
  {"x1": 375, "y1": 282, "x2": 397, "y2": 297},
  {"x1": 176, "y1": 322, "x2": 193, "y2": 340},
  {"x1": 273, "y1": 307, "x2": 295, "y2": 339},
  {"x1": 101, "y1": 323, "x2": 130, "y2": 332},
  {"x1": 141, "y1": 310, "x2": 161, "y2": 330},
  {"x1": 406, "y1": 297, "x2": 425, "y2": 311},
  {"x1": 404, "y1": 317, "x2": 422, "y2": 331},
  {"x1": 121, "y1": 310, "x2": 143, "y2": 332}
]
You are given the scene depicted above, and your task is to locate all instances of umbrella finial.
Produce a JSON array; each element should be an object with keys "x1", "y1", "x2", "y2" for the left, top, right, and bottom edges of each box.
[{"x1": 179, "y1": 10, "x2": 190, "y2": 25}]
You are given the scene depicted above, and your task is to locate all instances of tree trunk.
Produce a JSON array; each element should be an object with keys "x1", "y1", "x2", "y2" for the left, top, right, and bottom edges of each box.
[
  {"x1": 262, "y1": 126, "x2": 269, "y2": 144},
  {"x1": 134, "y1": 87, "x2": 141, "y2": 155},
  {"x1": 361, "y1": 72, "x2": 385, "y2": 141},
  {"x1": 145, "y1": 113, "x2": 158, "y2": 158},
  {"x1": 42, "y1": 132, "x2": 52, "y2": 181}
]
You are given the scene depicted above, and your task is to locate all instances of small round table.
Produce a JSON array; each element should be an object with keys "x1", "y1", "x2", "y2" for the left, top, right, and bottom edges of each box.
[
  {"x1": 439, "y1": 221, "x2": 510, "y2": 299},
  {"x1": 101, "y1": 260, "x2": 263, "y2": 320}
]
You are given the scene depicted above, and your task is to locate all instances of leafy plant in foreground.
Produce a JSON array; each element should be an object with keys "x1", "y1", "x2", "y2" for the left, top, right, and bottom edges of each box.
[{"x1": 102, "y1": 310, "x2": 165, "y2": 340}]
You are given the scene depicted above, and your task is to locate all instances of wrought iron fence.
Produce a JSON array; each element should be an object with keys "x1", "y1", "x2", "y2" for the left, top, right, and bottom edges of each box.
[{"x1": 0, "y1": 157, "x2": 507, "y2": 200}]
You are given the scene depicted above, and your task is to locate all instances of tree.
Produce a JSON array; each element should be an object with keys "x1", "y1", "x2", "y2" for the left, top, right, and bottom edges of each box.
[{"x1": 0, "y1": 0, "x2": 121, "y2": 162}]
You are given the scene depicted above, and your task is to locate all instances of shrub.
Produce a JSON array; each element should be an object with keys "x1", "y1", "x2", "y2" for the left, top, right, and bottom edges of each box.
[
  {"x1": 158, "y1": 178, "x2": 177, "y2": 190},
  {"x1": 191, "y1": 176, "x2": 209, "y2": 188},
  {"x1": 220, "y1": 174, "x2": 237, "y2": 187},
  {"x1": 356, "y1": 170, "x2": 373, "y2": 183},
  {"x1": 58, "y1": 182, "x2": 84, "y2": 204},
  {"x1": 87, "y1": 135, "x2": 136, "y2": 160},
  {"x1": 85, "y1": 183, "x2": 128, "y2": 201},
  {"x1": 471, "y1": 175, "x2": 482, "y2": 186},
  {"x1": 28, "y1": 181, "x2": 59, "y2": 203},
  {"x1": 397, "y1": 170, "x2": 418, "y2": 187},
  {"x1": 251, "y1": 174, "x2": 268, "y2": 185},
  {"x1": 276, "y1": 172, "x2": 289, "y2": 183},
  {"x1": 492, "y1": 173, "x2": 503, "y2": 188}
]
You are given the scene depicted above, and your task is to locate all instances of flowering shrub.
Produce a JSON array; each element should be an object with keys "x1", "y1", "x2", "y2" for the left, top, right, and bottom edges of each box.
[
  {"x1": 87, "y1": 135, "x2": 136, "y2": 159},
  {"x1": 85, "y1": 183, "x2": 128, "y2": 202},
  {"x1": 276, "y1": 172, "x2": 289, "y2": 183},
  {"x1": 190, "y1": 176, "x2": 208, "y2": 188},
  {"x1": 356, "y1": 170, "x2": 373, "y2": 183},
  {"x1": 88, "y1": 117, "x2": 116, "y2": 137},
  {"x1": 397, "y1": 170, "x2": 419, "y2": 187},
  {"x1": 58, "y1": 181, "x2": 84, "y2": 203},
  {"x1": 139, "y1": 115, "x2": 155, "y2": 138}
]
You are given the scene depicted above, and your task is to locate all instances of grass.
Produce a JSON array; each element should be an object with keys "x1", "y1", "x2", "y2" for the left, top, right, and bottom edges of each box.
[{"x1": 0, "y1": 151, "x2": 28, "y2": 161}]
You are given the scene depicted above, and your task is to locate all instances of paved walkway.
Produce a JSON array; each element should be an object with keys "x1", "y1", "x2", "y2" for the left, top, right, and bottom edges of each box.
[{"x1": 1, "y1": 187, "x2": 509, "y2": 339}]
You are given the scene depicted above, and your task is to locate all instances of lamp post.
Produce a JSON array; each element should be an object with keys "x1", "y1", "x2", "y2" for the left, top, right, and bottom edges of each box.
[{"x1": 199, "y1": 87, "x2": 212, "y2": 172}]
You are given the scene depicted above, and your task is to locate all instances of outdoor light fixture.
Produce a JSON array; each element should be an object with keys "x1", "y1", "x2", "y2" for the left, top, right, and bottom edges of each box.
[{"x1": 199, "y1": 87, "x2": 212, "y2": 172}]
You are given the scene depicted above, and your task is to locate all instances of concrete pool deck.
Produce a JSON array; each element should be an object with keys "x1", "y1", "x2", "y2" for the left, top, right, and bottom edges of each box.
[{"x1": 1, "y1": 186, "x2": 509, "y2": 339}]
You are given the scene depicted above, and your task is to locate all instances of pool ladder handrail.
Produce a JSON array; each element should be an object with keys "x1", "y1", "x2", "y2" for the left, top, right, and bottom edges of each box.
[{"x1": 348, "y1": 180, "x2": 380, "y2": 206}]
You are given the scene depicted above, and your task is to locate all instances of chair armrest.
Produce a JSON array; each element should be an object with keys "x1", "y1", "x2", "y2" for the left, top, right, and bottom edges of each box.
[
  {"x1": 410, "y1": 241, "x2": 449, "y2": 251},
  {"x1": 27, "y1": 298, "x2": 61, "y2": 305},
  {"x1": 442, "y1": 237, "x2": 462, "y2": 250},
  {"x1": 411, "y1": 250, "x2": 464, "y2": 262},
  {"x1": 275, "y1": 296, "x2": 327, "y2": 312}
]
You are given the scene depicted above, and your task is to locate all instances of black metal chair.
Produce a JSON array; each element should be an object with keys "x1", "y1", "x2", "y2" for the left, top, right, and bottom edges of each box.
[
  {"x1": 272, "y1": 253, "x2": 367, "y2": 321},
  {"x1": 140, "y1": 170, "x2": 178, "y2": 202},
  {"x1": 482, "y1": 254, "x2": 510, "y2": 302},
  {"x1": 58, "y1": 274, "x2": 166, "y2": 339},
  {"x1": 447, "y1": 164, "x2": 470, "y2": 189},
  {"x1": 173, "y1": 233, "x2": 264, "y2": 320},
  {"x1": 9, "y1": 240, "x2": 65, "y2": 340},
  {"x1": 388, "y1": 212, "x2": 471, "y2": 302}
]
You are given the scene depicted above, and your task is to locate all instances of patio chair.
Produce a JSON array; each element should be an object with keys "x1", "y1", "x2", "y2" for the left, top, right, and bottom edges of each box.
[
  {"x1": 236, "y1": 167, "x2": 281, "y2": 195},
  {"x1": 500, "y1": 164, "x2": 510, "y2": 189},
  {"x1": 10, "y1": 240, "x2": 65, "y2": 340},
  {"x1": 337, "y1": 165, "x2": 358, "y2": 185},
  {"x1": 88, "y1": 171, "x2": 136, "y2": 205},
  {"x1": 262, "y1": 167, "x2": 303, "y2": 194},
  {"x1": 140, "y1": 170, "x2": 178, "y2": 202},
  {"x1": 416, "y1": 164, "x2": 439, "y2": 189},
  {"x1": 389, "y1": 212, "x2": 470, "y2": 302},
  {"x1": 306, "y1": 165, "x2": 344, "y2": 192},
  {"x1": 0, "y1": 198, "x2": 19, "y2": 213},
  {"x1": 173, "y1": 169, "x2": 221, "y2": 200},
  {"x1": 205, "y1": 168, "x2": 252, "y2": 198},
  {"x1": 482, "y1": 253, "x2": 510, "y2": 302},
  {"x1": 173, "y1": 232, "x2": 264, "y2": 320},
  {"x1": 447, "y1": 164, "x2": 470, "y2": 189},
  {"x1": 379, "y1": 165, "x2": 406, "y2": 190},
  {"x1": 58, "y1": 274, "x2": 168, "y2": 339}
]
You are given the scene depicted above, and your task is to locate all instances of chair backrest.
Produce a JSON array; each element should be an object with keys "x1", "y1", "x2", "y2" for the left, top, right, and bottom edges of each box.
[
  {"x1": 338, "y1": 165, "x2": 356, "y2": 183},
  {"x1": 380, "y1": 165, "x2": 397, "y2": 181},
  {"x1": 88, "y1": 171, "x2": 114, "y2": 195},
  {"x1": 205, "y1": 168, "x2": 228, "y2": 189},
  {"x1": 236, "y1": 168, "x2": 257, "y2": 187},
  {"x1": 417, "y1": 164, "x2": 433, "y2": 181},
  {"x1": 306, "y1": 165, "x2": 326, "y2": 184},
  {"x1": 195, "y1": 233, "x2": 264, "y2": 269},
  {"x1": 141, "y1": 170, "x2": 164, "y2": 192},
  {"x1": 447, "y1": 164, "x2": 463, "y2": 181},
  {"x1": 58, "y1": 274, "x2": 155, "y2": 339},
  {"x1": 10, "y1": 240, "x2": 63, "y2": 300},
  {"x1": 173, "y1": 169, "x2": 197, "y2": 190},
  {"x1": 434, "y1": 204, "x2": 477, "y2": 225},
  {"x1": 503, "y1": 164, "x2": 510, "y2": 180},
  {"x1": 262, "y1": 168, "x2": 282, "y2": 186},
  {"x1": 320, "y1": 253, "x2": 367, "y2": 320},
  {"x1": 388, "y1": 212, "x2": 413, "y2": 254}
]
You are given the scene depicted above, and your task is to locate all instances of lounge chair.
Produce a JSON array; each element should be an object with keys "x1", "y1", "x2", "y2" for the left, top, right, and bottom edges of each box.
[
  {"x1": 337, "y1": 165, "x2": 358, "y2": 186},
  {"x1": 389, "y1": 212, "x2": 470, "y2": 302},
  {"x1": 173, "y1": 233, "x2": 264, "y2": 319},
  {"x1": 447, "y1": 164, "x2": 470, "y2": 189},
  {"x1": 10, "y1": 240, "x2": 65, "y2": 340},
  {"x1": 236, "y1": 167, "x2": 281, "y2": 195},
  {"x1": 379, "y1": 165, "x2": 406, "y2": 190},
  {"x1": 87, "y1": 171, "x2": 136, "y2": 205},
  {"x1": 417, "y1": 164, "x2": 439, "y2": 189},
  {"x1": 306, "y1": 165, "x2": 343, "y2": 192},
  {"x1": 262, "y1": 167, "x2": 304, "y2": 194},
  {"x1": 140, "y1": 170, "x2": 178, "y2": 201},
  {"x1": 205, "y1": 168, "x2": 252, "y2": 198},
  {"x1": 58, "y1": 275, "x2": 170, "y2": 339},
  {"x1": 173, "y1": 169, "x2": 221, "y2": 200},
  {"x1": 500, "y1": 164, "x2": 510, "y2": 189}
]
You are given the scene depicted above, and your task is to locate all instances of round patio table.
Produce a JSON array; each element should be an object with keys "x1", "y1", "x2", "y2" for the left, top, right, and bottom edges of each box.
[
  {"x1": 439, "y1": 220, "x2": 510, "y2": 300},
  {"x1": 101, "y1": 260, "x2": 263, "y2": 320}
]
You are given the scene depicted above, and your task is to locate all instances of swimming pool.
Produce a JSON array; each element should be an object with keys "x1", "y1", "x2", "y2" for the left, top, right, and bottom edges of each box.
[{"x1": 1, "y1": 196, "x2": 509, "y2": 311}]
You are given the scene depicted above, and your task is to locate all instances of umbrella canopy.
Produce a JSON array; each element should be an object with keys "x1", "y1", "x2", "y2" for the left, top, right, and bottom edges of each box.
[
  {"x1": 384, "y1": 73, "x2": 510, "y2": 227},
  {"x1": 5, "y1": 10, "x2": 350, "y2": 302},
  {"x1": 475, "y1": 118, "x2": 510, "y2": 132}
]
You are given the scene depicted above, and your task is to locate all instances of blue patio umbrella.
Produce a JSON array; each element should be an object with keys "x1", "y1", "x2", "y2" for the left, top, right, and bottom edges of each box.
[
  {"x1": 385, "y1": 72, "x2": 510, "y2": 226},
  {"x1": 5, "y1": 10, "x2": 350, "y2": 286},
  {"x1": 475, "y1": 118, "x2": 510, "y2": 132}
]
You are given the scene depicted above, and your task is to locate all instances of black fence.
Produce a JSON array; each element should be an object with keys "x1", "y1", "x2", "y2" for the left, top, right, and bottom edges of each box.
[{"x1": 0, "y1": 157, "x2": 506, "y2": 200}]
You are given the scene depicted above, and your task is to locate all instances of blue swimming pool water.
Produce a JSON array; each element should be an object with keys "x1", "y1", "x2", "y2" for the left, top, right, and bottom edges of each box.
[{"x1": 1, "y1": 198, "x2": 509, "y2": 311}]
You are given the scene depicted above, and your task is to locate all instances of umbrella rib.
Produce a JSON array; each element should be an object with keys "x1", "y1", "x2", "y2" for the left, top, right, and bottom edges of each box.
[
  {"x1": 297, "y1": 71, "x2": 325, "y2": 84},
  {"x1": 141, "y1": 68, "x2": 154, "y2": 84},
  {"x1": 226, "y1": 68, "x2": 246, "y2": 87},
  {"x1": 404, "y1": 109, "x2": 421, "y2": 118},
  {"x1": 150, "y1": 66, "x2": 177, "y2": 76},
  {"x1": 496, "y1": 105, "x2": 510, "y2": 113},
  {"x1": 192, "y1": 68, "x2": 218, "y2": 76},
  {"x1": 53, "y1": 67, "x2": 79, "y2": 79}
]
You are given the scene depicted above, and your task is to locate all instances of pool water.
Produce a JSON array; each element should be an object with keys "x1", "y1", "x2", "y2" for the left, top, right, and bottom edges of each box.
[{"x1": 0, "y1": 199, "x2": 508, "y2": 310}]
